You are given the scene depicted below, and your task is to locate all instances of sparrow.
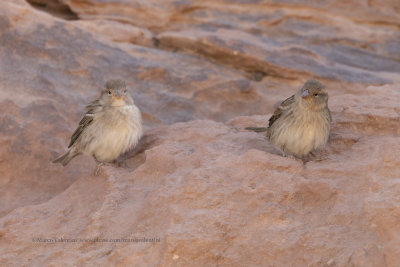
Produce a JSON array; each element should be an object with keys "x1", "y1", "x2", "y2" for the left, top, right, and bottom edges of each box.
[
  {"x1": 53, "y1": 79, "x2": 143, "y2": 170},
  {"x1": 246, "y1": 79, "x2": 331, "y2": 159}
]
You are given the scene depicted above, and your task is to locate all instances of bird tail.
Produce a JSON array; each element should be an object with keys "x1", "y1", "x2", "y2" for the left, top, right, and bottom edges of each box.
[
  {"x1": 52, "y1": 150, "x2": 78, "y2": 166},
  {"x1": 245, "y1": 127, "x2": 268, "y2": 132}
]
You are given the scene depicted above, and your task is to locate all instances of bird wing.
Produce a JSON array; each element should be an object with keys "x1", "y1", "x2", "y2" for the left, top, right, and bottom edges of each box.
[
  {"x1": 327, "y1": 107, "x2": 332, "y2": 123},
  {"x1": 268, "y1": 94, "x2": 295, "y2": 127},
  {"x1": 68, "y1": 100, "x2": 101, "y2": 148}
]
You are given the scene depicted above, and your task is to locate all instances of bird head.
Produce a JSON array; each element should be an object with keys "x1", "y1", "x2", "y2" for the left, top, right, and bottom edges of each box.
[
  {"x1": 299, "y1": 79, "x2": 328, "y2": 110},
  {"x1": 101, "y1": 79, "x2": 134, "y2": 107}
]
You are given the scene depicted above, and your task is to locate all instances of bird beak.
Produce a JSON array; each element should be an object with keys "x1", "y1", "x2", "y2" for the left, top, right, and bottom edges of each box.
[
  {"x1": 113, "y1": 89, "x2": 123, "y2": 100},
  {"x1": 301, "y1": 90, "x2": 309, "y2": 98}
]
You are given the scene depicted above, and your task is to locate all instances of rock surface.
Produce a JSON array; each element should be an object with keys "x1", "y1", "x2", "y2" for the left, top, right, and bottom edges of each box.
[{"x1": 0, "y1": 0, "x2": 399, "y2": 266}]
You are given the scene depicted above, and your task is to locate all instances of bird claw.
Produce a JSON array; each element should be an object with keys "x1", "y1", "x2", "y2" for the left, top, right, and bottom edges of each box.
[{"x1": 93, "y1": 162, "x2": 104, "y2": 176}]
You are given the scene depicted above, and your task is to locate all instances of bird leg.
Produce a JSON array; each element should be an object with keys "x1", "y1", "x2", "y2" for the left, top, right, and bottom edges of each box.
[
  {"x1": 93, "y1": 155, "x2": 104, "y2": 176},
  {"x1": 94, "y1": 163, "x2": 104, "y2": 176}
]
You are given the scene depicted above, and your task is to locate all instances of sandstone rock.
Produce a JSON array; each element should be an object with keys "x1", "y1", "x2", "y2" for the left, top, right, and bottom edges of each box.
[
  {"x1": 56, "y1": 0, "x2": 400, "y2": 83},
  {"x1": 73, "y1": 19, "x2": 154, "y2": 47},
  {"x1": 1, "y1": 0, "x2": 400, "y2": 266},
  {"x1": 1, "y1": 110, "x2": 399, "y2": 265}
]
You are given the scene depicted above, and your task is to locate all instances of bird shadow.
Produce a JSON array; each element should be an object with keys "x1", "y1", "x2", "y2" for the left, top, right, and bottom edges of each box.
[
  {"x1": 116, "y1": 133, "x2": 160, "y2": 171},
  {"x1": 242, "y1": 128, "x2": 357, "y2": 165},
  {"x1": 326, "y1": 131, "x2": 360, "y2": 155},
  {"x1": 241, "y1": 128, "x2": 284, "y2": 156}
]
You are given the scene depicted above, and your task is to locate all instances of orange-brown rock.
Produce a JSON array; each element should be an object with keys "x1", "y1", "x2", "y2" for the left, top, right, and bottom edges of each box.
[{"x1": 0, "y1": 0, "x2": 399, "y2": 266}]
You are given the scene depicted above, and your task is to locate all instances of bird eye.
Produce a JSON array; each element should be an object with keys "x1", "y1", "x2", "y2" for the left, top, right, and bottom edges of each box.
[
  {"x1": 314, "y1": 93, "x2": 319, "y2": 96},
  {"x1": 107, "y1": 91, "x2": 112, "y2": 96}
]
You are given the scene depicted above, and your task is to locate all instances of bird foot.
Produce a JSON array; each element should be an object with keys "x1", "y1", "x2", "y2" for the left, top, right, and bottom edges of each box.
[
  {"x1": 93, "y1": 162, "x2": 104, "y2": 176},
  {"x1": 307, "y1": 151, "x2": 328, "y2": 162},
  {"x1": 112, "y1": 159, "x2": 128, "y2": 168},
  {"x1": 282, "y1": 153, "x2": 297, "y2": 160}
]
